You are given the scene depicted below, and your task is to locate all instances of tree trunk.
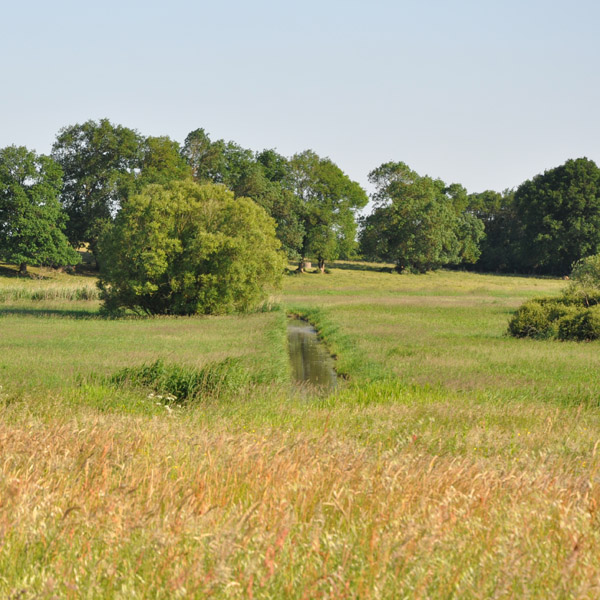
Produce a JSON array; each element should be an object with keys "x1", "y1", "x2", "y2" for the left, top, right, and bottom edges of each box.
[
  {"x1": 298, "y1": 259, "x2": 305, "y2": 273},
  {"x1": 19, "y1": 262, "x2": 28, "y2": 275},
  {"x1": 318, "y1": 258, "x2": 325, "y2": 273}
]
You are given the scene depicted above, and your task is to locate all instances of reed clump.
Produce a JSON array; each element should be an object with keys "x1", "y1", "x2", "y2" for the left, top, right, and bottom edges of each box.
[{"x1": 110, "y1": 358, "x2": 249, "y2": 402}]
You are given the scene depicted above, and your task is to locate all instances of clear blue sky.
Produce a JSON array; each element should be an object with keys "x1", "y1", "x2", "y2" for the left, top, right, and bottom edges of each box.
[{"x1": 2, "y1": 0, "x2": 598, "y2": 197}]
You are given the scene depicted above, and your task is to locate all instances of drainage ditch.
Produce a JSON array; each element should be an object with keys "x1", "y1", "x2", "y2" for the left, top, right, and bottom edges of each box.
[{"x1": 287, "y1": 317, "x2": 337, "y2": 392}]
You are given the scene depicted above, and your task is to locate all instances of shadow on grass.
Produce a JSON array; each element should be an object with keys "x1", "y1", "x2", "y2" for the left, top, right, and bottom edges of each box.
[
  {"x1": 332, "y1": 261, "x2": 395, "y2": 273},
  {"x1": 0, "y1": 264, "x2": 51, "y2": 279},
  {"x1": 0, "y1": 261, "x2": 99, "y2": 279}
]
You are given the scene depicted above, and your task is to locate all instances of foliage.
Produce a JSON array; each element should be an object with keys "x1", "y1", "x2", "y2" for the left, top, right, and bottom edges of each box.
[
  {"x1": 0, "y1": 146, "x2": 80, "y2": 273},
  {"x1": 288, "y1": 150, "x2": 368, "y2": 269},
  {"x1": 51, "y1": 119, "x2": 142, "y2": 256},
  {"x1": 567, "y1": 253, "x2": 600, "y2": 305},
  {"x1": 556, "y1": 305, "x2": 600, "y2": 341},
  {"x1": 508, "y1": 254, "x2": 600, "y2": 341},
  {"x1": 234, "y1": 149, "x2": 305, "y2": 260},
  {"x1": 136, "y1": 136, "x2": 192, "y2": 189},
  {"x1": 181, "y1": 131, "x2": 367, "y2": 267},
  {"x1": 110, "y1": 358, "x2": 248, "y2": 401},
  {"x1": 508, "y1": 294, "x2": 600, "y2": 342},
  {"x1": 514, "y1": 157, "x2": 600, "y2": 275},
  {"x1": 182, "y1": 131, "x2": 306, "y2": 259},
  {"x1": 181, "y1": 128, "x2": 227, "y2": 183},
  {"x1": 507, "y1": 298, "x2": 564, "y2": 339},
  {"x1": 97, "y1": 180, "x2": 286, "y2": 315},
  {"x1": 361, "y1": 162, "x2": 484, "y2": 272},
  {"x1": 467, "y1": 189, "x2": 525, "y2": 272}
]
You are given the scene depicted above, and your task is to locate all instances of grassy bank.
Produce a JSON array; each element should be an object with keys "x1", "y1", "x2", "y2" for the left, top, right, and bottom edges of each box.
[
  {"x1": 284, "y1": 265, "x2": 599, "y2": 406},
  {"x1": 1, "y1": 264, "x2": 600, "y2": 597}
]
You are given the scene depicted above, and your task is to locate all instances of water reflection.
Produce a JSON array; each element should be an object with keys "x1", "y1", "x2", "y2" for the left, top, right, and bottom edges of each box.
[{"x1": 287, "y1": 318, "x2": 337, "y2": 392}]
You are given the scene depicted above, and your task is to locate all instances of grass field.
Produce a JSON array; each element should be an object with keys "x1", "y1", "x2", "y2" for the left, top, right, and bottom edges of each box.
[{"x1": 2, "y1": 263, "x2": 600, "y2": 598}]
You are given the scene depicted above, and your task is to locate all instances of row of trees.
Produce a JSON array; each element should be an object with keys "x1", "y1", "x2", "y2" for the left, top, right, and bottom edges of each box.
[
  {"x1": 2, "y1": 117, "x2": 600, "y2": 278},
  {"x1": 360, "y1": 162, "x2": 484, "y2": 272},
  {"x1": 53, "y1": 121, "x2": 368, "y2": 272},
  {"x1": 468, "y1": 158, "x2": 600, "y2": 275},
  {"x1": 360, "y1": 158, "x2": 600, "y2": 275}
]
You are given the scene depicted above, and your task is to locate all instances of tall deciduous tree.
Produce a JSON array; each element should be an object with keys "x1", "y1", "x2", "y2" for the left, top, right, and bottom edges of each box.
[
  {"x1": 0, "y1": 146, "x2": 80, "y2": 274},
  {"x1": 181, "y1": 131, "x2": 367, "y2": 267},
  {"x1": 287, "y1": 150, "x2": 368, "y2": 271},
  {"x1": 182, "y1": 130, "x2": 305, "y2": 259},
  {"x1": 181, "y1": 128, "x2": 226, "y2": 183},
  {"x1": 51, "y1": 119, "x2": 142, "y2": 257},
  {"x1": 514, "y1": 157, "x2": 600, "y2": 275},
  {"x1": 467, "y1": 189, "x2": 524, "y2": 272},
  {"x1": 136, "y1": 136, "x2": 192, "y2": 189},
  {"x1": 360, "y1": 162, "x2": 484, "y2": 272}
]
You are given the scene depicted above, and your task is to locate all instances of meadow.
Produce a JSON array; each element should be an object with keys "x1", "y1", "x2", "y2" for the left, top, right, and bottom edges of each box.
[{"x1": 1, "y1": 262, "x2": 600, "y2": 598}]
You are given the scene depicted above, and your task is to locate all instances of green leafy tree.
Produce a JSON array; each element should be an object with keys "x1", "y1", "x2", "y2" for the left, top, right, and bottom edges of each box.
[
  {"x1": 97, "y1": 180, "x2": 285, "y2": 315},
  {"x1": 287, "y1": 150, "x2": 368, "y2": 271},
  {"x1": 51, "y1": 119, "x2": 142, "y2": 257},
  {"x1": 0, "y1": 146, "x2": 80, "y2": 274},
  {"x1": 361, "y1": 162, "x2": 484, "y2": 272},
  {"x1": 181, "y1": 128, "x2": 226, "y2": 183},
  {"x1": 241, "y1": 150, "x2": 305, "y2": 260},
  {"x1": 514, "y1": 157, "x2": 600, "y2": 274},
  {"x1": 136, "y1": 136, "x2": 192, "y2": 189},
  {"x1": 567, "y1": 254, "x2": 600, "y2": 306},
  {"x1": 467, "y1": 189, "x2": 524, "y2": 272},
  {"x1": 182, "y1": 131, "x2": 305, "y2": 259}
]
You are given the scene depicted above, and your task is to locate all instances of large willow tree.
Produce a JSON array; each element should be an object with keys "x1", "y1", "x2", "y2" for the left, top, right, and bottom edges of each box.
[{"x1": 97, "y1": 181, "x2": 286, "y2": 315}]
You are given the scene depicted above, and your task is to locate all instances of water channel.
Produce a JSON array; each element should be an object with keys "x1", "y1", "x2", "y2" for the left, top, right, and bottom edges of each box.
[{"x1": 287, "y1": 317, "x2": 337, "y2": 392}]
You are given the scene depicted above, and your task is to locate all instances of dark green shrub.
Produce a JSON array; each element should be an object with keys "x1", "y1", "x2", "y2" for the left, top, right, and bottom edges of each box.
[
  {"x1": 507, "y1": 300, "x2": 554, "y2": 339},
  {"x1": 561, "y1": 289, "x2": 600, "y2": 308},
  {"x1": 509, "y1": 254, "x2": 600, "y2": 342},
  {"x1": 557, "y1": 306, "x2": 600, "y2": 341},
  {"x1": 110, "y1": 358, "x2": 248, "y2": 402}
]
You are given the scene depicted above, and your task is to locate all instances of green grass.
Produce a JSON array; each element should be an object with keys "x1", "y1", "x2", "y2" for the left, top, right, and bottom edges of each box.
[
  {"x1": 284, "y1": 264, "x2": 600, "y2": 406},
  {"x1": 2, "y1": 262, "x2": 600, "y2": 598}
]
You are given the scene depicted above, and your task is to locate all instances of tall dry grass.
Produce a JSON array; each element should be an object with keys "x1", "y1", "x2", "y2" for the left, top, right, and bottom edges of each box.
[{"x1": 2, "y1": 389, "x2": 600, "y2": 599}]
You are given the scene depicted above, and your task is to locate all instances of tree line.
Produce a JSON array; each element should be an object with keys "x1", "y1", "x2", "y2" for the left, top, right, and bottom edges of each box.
[{"x1": 2, "y1": 117, "x2": 600, "y2": 278}]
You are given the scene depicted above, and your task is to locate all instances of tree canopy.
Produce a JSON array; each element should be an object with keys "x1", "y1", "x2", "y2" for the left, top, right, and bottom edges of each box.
[
  {"x1": 181, "y1": 130, "x2": 367, "y2": 267},
  {"x1": 51, "y1": 119, "x2": 142, "y2": 256},
  {"x1": 2, "y1": 117, "x2": 598, "y2": 280},
  {"x1": 513, "y1": 157, "x2": 600, "y2": 275},
  {"x1": 288, "y1": 150, "x2": 368, "y2": 270},
  {"x1": 0, "y1": 146, "x2": 80, "y2": 273},
  {"x1": 360, "y1": 162, "x2": 484, "y2": 272},
  {"x1": 97, "y1": 180, "x2": 286, "y2": 315}
]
